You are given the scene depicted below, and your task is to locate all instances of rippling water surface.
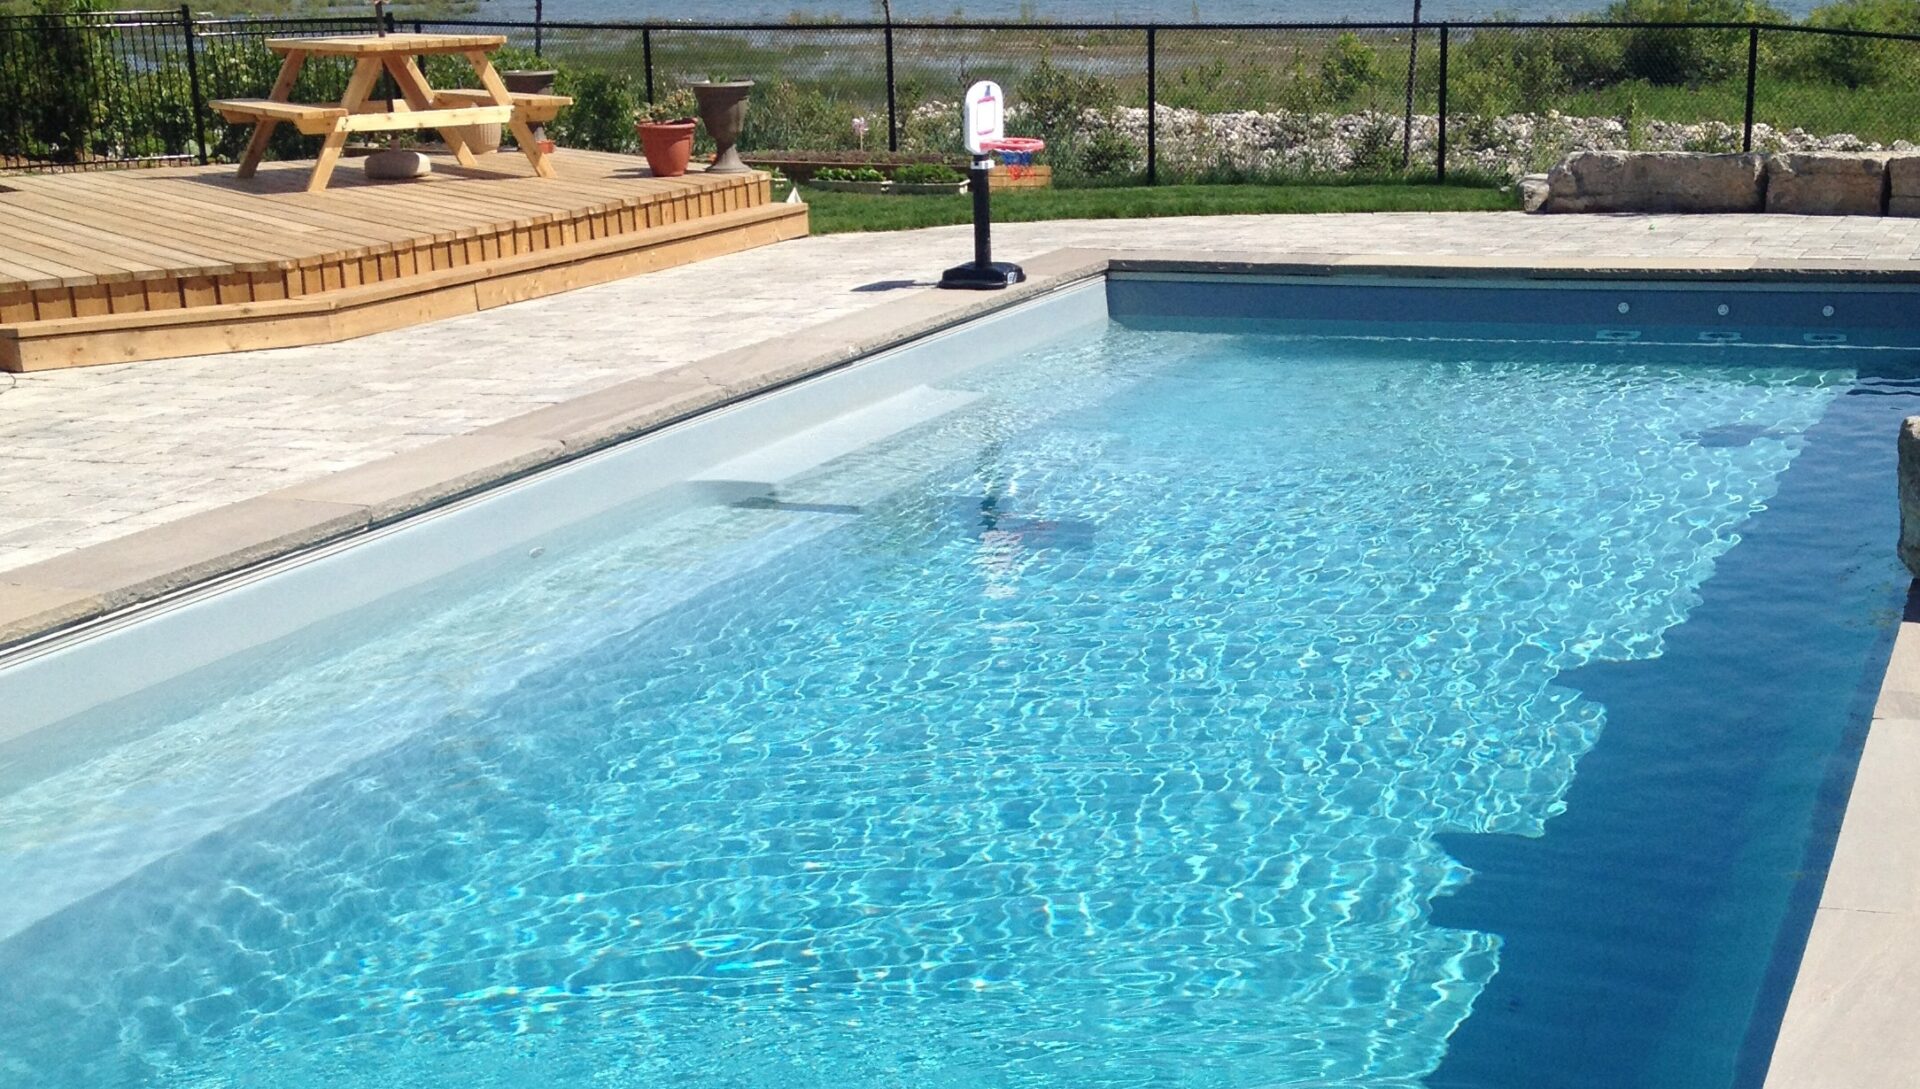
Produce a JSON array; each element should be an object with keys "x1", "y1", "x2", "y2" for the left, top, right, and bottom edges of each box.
[{"x1": 0, "y1": 323, "x2": 1909, "y2": 1089}]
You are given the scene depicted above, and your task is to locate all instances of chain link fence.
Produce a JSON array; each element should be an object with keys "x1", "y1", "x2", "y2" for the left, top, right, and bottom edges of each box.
[{"x1": 6, "y1": 12, "x2": 1920, "y2": 184}]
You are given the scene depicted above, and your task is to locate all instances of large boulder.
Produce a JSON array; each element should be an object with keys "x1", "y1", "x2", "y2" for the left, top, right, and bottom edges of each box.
[
  {"x1": 1887, "y1": 155, "x2": 1920, "y2": 217},
  {"x1": 1766, "y1": 151, "x2": 1890, "y2": 215},
  {"x1": 1538, "y1": 151, "x2": 1766, "y2": 214},
  {"x1": 1519, "y1": 173, "x2": 1551, "y2": 212},
  {"x1": 1901, "y1": 417, "x2": 1920, "y2": 577}
]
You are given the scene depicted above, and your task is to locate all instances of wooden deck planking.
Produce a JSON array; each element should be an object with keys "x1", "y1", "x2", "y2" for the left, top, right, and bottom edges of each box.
[
  {"x1": 0, "y1": 149, "x2": 763, "y2": 295},
  {"x1": 0, "y1": 148, "x2": 802, "y2": 368},
  {"x1": 2, "y1": 150, "x2": 751, "y2": 282}
]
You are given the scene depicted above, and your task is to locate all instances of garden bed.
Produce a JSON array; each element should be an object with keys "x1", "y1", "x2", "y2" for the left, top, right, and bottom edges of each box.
[{"x1": 807, "y1": 178, "x2": 970, "y2": 195}]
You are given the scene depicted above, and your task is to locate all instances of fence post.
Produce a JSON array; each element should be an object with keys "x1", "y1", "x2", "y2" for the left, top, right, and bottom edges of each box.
[
  {"x1": 643, "y1": 27, "x2": 655, "y2": 104},
  {"x1": 1435, "y1": 24, "x2": 1448, "y2": 182},
  {"x1": 1742, "y1": 24, "x2": 1758, "y2": 152},
  {"x1": 1146, "y1": 25, "x2": 1157, "y2": 185},
  {"x1": 1401, "y1": 3, "x2": 1421, "y2": 169},
  {"x1": 884, "y1": 22, "x2": 898, "y2": 152},
  {"x1": 534, "y1": 0, "x2": 543, "y2": 57},
  {"x1": 180, "y1": 4, "x2": 209, "y2": 165}
]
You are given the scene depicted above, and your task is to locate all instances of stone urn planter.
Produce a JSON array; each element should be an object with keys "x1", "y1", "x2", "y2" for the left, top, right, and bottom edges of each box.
[
  {"x1": 503, "y1": 69, "x2": 559, "y2": 151},
  {"x1": 691, "y1": 80, "x2": 753, "y2": 174},
  {"x1": 502, "y1": 69, "x2": 557, "y2": 95},
  {"x1": 636, "y1": 118, "x2": 696, "y2": 177}
]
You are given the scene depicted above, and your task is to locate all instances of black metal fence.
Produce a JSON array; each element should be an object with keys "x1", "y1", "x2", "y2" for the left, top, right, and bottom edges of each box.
[{"x1": 5, "y1": 9, "x2": 1920, "y2": 184}]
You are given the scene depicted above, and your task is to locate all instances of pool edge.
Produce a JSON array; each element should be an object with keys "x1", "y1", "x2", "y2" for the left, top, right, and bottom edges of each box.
[{"x1": 1759, "y1": 589, "x2": 1920, "y2": 1089}]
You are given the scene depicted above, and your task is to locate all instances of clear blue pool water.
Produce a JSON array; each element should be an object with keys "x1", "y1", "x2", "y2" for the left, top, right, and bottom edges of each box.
[{"x1": 1, "y1": 306, "x2": 1914, "y2": 1089}]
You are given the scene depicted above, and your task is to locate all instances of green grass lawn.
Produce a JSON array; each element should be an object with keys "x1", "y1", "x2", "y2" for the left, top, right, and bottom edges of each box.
[{"x1": 796, "y1": 181, "x2": 1519, "y2": 234}]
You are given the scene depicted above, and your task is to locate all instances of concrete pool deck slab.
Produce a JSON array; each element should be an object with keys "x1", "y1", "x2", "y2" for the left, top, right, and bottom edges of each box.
[{"x1": 5, "y1": 210, "x2": 1920, "y2": 1086}]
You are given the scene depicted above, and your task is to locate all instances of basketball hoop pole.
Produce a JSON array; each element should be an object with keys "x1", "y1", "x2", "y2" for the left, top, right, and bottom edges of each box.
[
  {"x1": 940, "y1": 152, "x2": 1023, "y2": 290},
  {"x1": 941, "y1": 80, "x2": 1027, "y2": 290},
  {"x1": 969, "y1": 151, "x2": 994, "y2": 269}
]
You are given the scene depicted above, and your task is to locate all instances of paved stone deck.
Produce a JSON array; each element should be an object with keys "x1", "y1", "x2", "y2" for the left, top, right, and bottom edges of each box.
[{"x1": 7, "y1": 210, "x2": 1920, "y2": 574}]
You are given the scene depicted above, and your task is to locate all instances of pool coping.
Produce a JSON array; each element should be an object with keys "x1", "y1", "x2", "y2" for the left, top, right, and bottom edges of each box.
[
  {"x1": 1759, "y1": 590, "x2": 1920, "y2": 1089},
  {"x1": 3, "y1": 245, "x2": 1918, "y2": 1088}
]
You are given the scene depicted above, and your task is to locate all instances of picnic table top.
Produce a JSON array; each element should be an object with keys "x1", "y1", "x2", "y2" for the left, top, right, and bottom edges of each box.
[{"x1": 264, "y1": 32, "x2": 508, "y2": 56}]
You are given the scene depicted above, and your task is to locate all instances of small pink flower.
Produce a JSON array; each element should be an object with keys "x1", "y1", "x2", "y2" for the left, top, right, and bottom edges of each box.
[{"x1": 852, "y1": 117, "x2": 870, "y2": 137}]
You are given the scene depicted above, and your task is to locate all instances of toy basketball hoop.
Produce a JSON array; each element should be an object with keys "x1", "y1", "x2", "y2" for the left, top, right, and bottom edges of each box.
[
  {"x1": 984, "y1": 136, "x2": 1045, "y2": 181},
  {"x1": 940, "y1": 81, "x2": 1030, "y2": 290}
]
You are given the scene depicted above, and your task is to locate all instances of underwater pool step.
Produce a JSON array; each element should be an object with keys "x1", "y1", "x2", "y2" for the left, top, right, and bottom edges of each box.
[{"x1": 694, "y1": 386, "x2": 982, "y2": 491}]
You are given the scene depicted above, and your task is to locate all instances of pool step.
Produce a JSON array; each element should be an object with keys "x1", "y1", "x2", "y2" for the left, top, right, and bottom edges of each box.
[{"x1": 694, "y1": 386, "x2": 982, "y2": 492}]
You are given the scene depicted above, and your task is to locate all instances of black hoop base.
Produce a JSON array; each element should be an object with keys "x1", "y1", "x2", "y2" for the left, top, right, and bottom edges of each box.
[{"x1": 939, "y1": 261, "x2": 1025, "y2": 290}]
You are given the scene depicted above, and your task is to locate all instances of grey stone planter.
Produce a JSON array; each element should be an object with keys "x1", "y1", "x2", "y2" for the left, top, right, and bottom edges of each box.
[{"x1": 691, "y1": 80, "x2": 753, "y2": 174}]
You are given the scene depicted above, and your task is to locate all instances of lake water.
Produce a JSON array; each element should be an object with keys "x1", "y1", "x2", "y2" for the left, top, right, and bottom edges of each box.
[{"x1": 480, "y1": 0, "x2": 1823, "y2": 26}]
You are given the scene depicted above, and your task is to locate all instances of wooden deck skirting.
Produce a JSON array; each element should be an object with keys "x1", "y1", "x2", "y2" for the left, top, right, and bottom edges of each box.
[{"x1": 0, "y1": 149, "x2": 809, "y2": 371}]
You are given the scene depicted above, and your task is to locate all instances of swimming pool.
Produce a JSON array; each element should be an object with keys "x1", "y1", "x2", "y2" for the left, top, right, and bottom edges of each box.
[{"x1": 1, "y1": 275, "x2": 1913, "y2": 1089}]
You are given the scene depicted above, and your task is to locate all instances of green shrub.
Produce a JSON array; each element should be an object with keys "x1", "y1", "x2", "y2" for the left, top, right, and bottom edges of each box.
[
  {"x1": 1788, "y1": 0, "x2": 1920, "y2": 87},
  {"x1": 0, "y1": 0, "x2": 146, "y2": 161},
  {"x1": 1451, "y1": 63, "x2": 1512, "y2": 127},
  {"x1": 1451, "y1": 26, "x2": 1624, "y2": 113},
  {"x1": 1621, "y1": 90, "x2": 1646, "y2": 148},
  {"x1": 892, "y1": 162, "x2": 963, "y2": 183},
  {"x1": 556, "y1": 68, "x2": 640, "y2": 152},
  {"x1": 1348, "y1": 112, "x2": 1401, "y2": 172},
  {"x1": 1019, "y1": 52, "x2": 1119, "y2": 143},
  {"x1": 632, "y1": 86, "x2": 696, "y2": 125},
  {"x1": 1318, "y1": 32, "x2": 1382, "y2": 104},
  {"x1": 815, "y1": 166, "x2": 885, "y2": 181},
  {"x1": 894, "y1": 77, "x2": 961, "y2": 154},
  {"x1": 1602, "y1": 0, "x2": 1784, "y2": 84},
  {"x1": 1074, "y1": 127, "x2": 1140, "y2": 178},
  {"x1": 745, "y1": 78, "x2": 861, "y2": 152}
]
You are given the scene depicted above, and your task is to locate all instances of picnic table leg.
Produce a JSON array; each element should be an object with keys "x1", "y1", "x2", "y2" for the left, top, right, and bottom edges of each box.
[
  {"x1": 387, "y1": 55, "x2": 478, "y2": 168},
  {"x1": 237, "y1": 48, "x2": 307, "y2": 179},
  {"x1": 467, "y1": 49, "x2": 556, "y2": 179},
  {"x1": 307, "y1": 56, "x2": 385, "y2": 193}
]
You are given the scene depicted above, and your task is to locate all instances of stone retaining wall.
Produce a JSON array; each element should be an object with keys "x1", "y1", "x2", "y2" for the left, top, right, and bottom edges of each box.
[{"x1": 1531, "y1": 150, "x2": 1920, "y2": 216}]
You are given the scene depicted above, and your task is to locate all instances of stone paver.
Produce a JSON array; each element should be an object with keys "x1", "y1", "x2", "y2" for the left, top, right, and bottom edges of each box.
[{"x1": 7, "y1": 210, "x2": 1920, "y2": 575}]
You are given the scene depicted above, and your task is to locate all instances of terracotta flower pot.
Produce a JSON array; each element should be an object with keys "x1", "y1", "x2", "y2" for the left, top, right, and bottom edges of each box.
[
  {"x1": 691, "y1": 80, "x2": 754, "y2": 174},
  {"x1": 637, "y1": 119, "x2": 696, "y2": 177}
]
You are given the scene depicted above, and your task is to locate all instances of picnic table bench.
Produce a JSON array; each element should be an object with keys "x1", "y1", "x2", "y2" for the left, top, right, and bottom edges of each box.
[{"x1": 209, "y1": 33, "x2": 572, "y2": 193}]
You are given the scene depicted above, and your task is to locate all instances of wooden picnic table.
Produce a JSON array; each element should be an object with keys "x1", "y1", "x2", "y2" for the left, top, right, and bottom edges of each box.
[{"x1": 210, "y1": 33, "x2": 567, "y2": 193}]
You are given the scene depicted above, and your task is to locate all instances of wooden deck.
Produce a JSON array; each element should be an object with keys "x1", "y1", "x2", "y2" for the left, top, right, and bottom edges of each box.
[{"x1": 0, "y1": 148, "x2": 809, "y2": 371}]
